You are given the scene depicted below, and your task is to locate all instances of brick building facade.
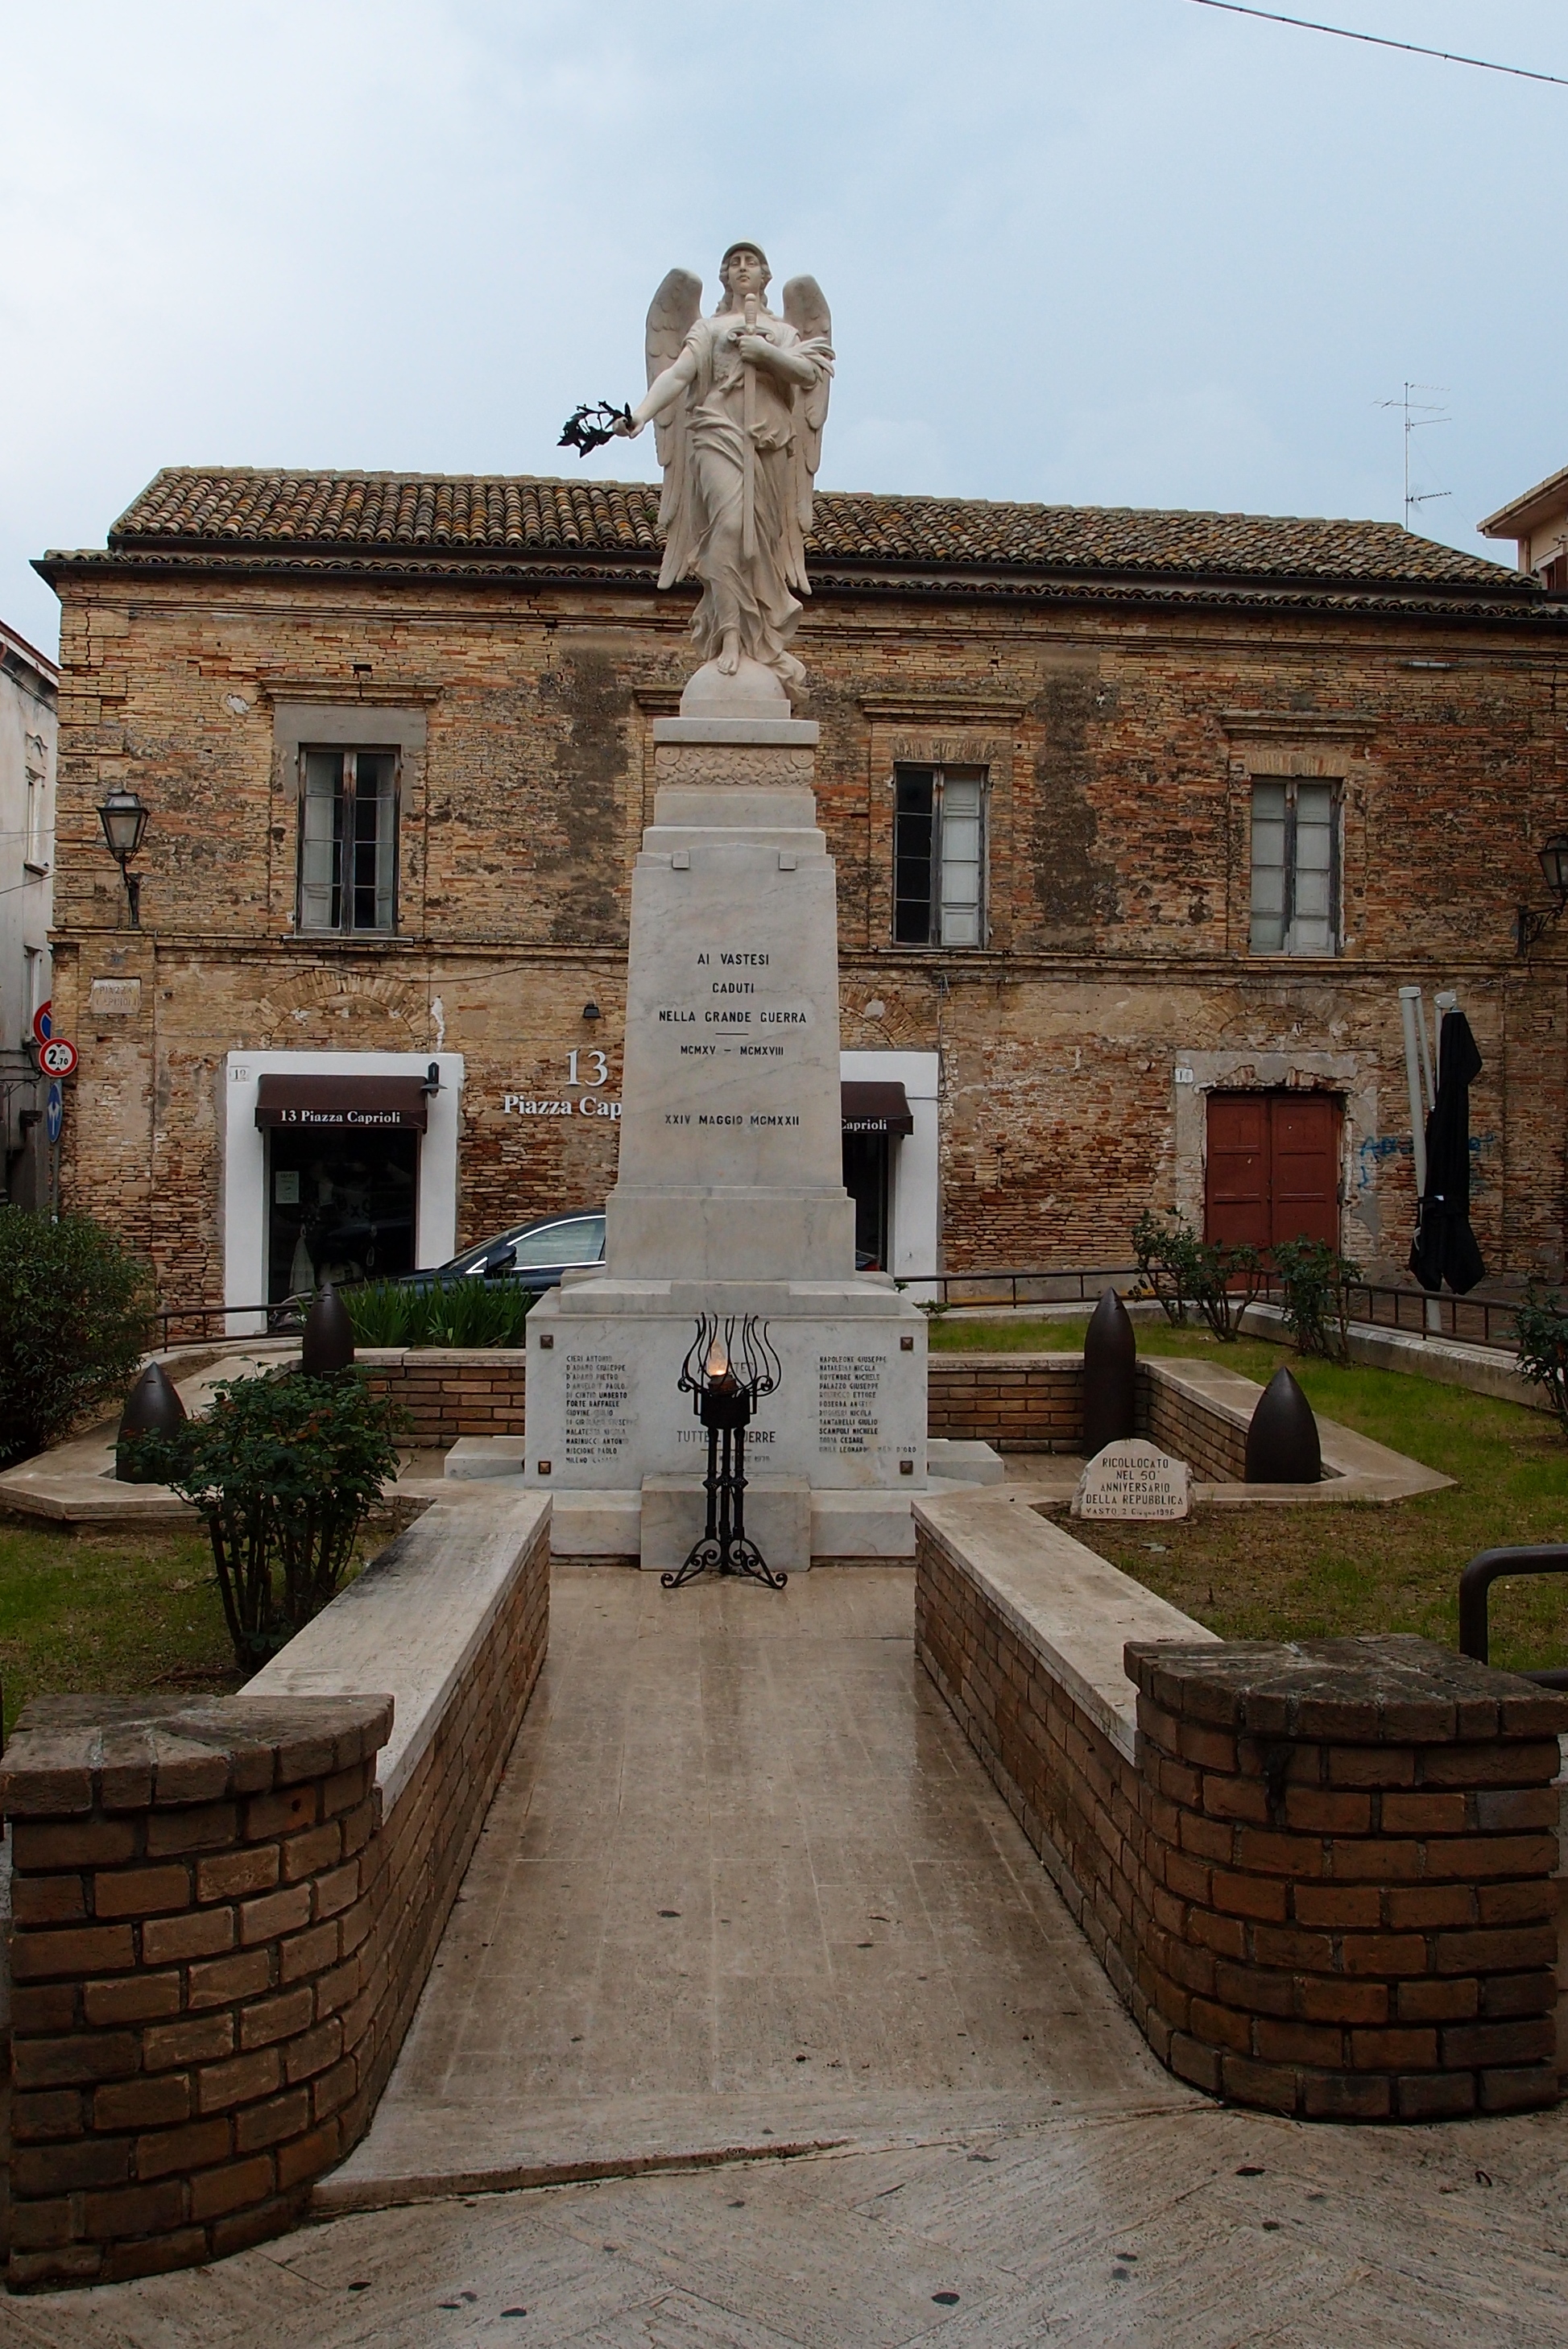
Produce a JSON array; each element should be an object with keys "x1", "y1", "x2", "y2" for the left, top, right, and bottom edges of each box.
[{"x1": 34, "y1": 469, "x2": 1568, "y2": 1317}]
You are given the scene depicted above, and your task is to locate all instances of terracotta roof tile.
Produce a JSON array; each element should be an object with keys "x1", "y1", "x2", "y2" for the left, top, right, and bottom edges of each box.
[{"x1": 97, "y1": 467, "x2": 1523, "y2": 594}]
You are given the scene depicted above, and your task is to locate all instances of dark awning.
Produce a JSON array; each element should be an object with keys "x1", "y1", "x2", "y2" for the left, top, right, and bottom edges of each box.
[
  {"x1": 255, "y1": 1074, "x2": 429, "y2": 1132},
  {"x1": 841, "y1": 1081, "x2": 914, "y2": 1137}
]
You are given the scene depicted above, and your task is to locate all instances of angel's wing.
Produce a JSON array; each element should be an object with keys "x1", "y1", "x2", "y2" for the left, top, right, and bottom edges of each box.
[
  {"x1": 782, "y1": 275, "x2": 833, "y2": 483},
  {"x1": 646, "y1": 268, "x2": 702, "y2": 470}
]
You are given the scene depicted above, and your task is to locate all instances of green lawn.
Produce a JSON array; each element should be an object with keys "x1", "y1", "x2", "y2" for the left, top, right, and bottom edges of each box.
[
  {"x1": 929, "y1": 1311, "x2": 1568, "y2": 1676},
  {"x1": 0, "y1": 1522, "x2": 238, "y2": 1741}
]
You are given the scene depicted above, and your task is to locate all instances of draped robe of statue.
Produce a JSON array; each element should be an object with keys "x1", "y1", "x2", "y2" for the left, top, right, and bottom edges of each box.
[{"x1": 640, "y1": 268, "x2": 833, "y2": 696}]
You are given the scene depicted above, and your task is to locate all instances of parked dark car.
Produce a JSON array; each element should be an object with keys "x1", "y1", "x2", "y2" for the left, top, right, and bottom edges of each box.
[
  {"x1": 401, "y1": 1210, "x2": 606, "y2": 1293},
  {"x1": 403, "y1": 1206, "x2": 880, "y2": 1292}
]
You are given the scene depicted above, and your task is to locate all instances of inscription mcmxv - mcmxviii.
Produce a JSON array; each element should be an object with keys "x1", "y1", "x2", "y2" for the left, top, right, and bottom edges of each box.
[
  {"x1": 818, "y1": 1354, "x2": 883, "y2": 1455},
  {"x1": 563, "y1": 1354, "x2": 631, "y2": 1464}
]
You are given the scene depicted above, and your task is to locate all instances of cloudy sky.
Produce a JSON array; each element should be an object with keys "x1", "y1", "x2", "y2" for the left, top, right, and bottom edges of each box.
[{"x1": 2, "y1": 0, "x2": 1564, "y2": 655}]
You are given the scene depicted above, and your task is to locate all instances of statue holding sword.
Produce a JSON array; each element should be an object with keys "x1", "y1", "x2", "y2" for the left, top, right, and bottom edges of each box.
[{"x1": 564, "y1": 242, "x2": 834, "y2": 699}]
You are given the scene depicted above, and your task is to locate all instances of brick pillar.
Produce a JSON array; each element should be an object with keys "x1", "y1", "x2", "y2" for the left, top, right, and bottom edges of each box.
[
  {"x1": 2, "y1": 1693, "x2": 391, "y2": 2290},
  {"x1": 1125, "y1": 1636, "x2": 1567, "y2": 2122}
]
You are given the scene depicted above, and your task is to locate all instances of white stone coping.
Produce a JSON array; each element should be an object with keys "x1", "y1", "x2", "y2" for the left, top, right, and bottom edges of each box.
[
  {"x1": 1145, "y1": 1358, "x2": 1452, "y2": 1501},
  {"x1": 247, "y1": 1492, "x2": 550, "y2": 1814},
  {"x1": 1239, "y1": 1301, "x2": 1542, "y2": 1412},
  {"x1": 915, "y1": 1489, "x2": 1216, "y2": 1764}
]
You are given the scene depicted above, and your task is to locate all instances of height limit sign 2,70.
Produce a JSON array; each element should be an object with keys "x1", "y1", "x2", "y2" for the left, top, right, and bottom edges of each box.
[{"x1": 39, "y1": 1037, "x2": 78, "y2": 1080}]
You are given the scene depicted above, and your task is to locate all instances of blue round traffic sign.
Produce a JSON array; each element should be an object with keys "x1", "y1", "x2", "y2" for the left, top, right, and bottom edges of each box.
[{"x1": 45, "y1": 1082, "x2": 62, "y2": 1144}]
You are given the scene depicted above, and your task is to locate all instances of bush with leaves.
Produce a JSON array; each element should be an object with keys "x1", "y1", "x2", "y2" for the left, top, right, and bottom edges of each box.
[
  {"x1": 130, "y1": 1370, "x2": 403, "y2": 1672},
  {"x1": 342, "y1": 1277, "x2": 534, "y2": 1349},
  {"x1": 1514, "y1": 1284, "x2": 1568, "y2": 1434},
  {"x1": 0, "y1": 1206, "x2": 154, "y2": 1467},
  {"x1": 1131, "y1": 1206, "x2": 1263, "y2": 1342},
  {"x1": 1271, "y1": 1236, "x2": 1363, "y2": 1363}
]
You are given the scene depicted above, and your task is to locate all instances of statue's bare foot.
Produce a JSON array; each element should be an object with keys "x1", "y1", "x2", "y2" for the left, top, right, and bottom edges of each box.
[{"x1": 717, "y1": 634, "x2": 742, "y2": 676}]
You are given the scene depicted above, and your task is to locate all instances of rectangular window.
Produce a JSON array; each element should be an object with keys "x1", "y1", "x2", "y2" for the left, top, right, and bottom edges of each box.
[
  {"x1": 23, "y1": 734, "x2": 48, "y2": 872},
  {"x1": 894, "y1": 765, "x2": 987, "y2": 946},
  {"x1": 1249, "y1": 777, "x2": 1339, "y2": 955},
  {"x1": 297, "y1": 748, "x2": 399, "y2": 934}
]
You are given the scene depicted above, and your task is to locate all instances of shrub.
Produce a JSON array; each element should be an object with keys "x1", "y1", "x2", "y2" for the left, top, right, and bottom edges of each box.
[
  {"x1": 0, "y1": 1207, "x2": 154, "y2": 1467},
  {"x1": 1132, "y1": 1207, "x2": 1263, "y2": 1342},
  {"x1": 1272, "y1": 1237, "x2": 1363, "y2": 1363},
  {"x1": 130, "y1": 1370, "x2": 403, "y2": 1671},
  {"x1": 1515, "y1": 1284, "x2": 1568, "y2": 1434},
  {"x1": 342, "y1": 1277, "x2": 534, "y2": 1349}
]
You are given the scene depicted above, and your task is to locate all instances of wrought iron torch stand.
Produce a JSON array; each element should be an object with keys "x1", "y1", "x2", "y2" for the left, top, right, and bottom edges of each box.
[{"x1": 664, "y1": 1315, "x2": 785, "y2": 1590}]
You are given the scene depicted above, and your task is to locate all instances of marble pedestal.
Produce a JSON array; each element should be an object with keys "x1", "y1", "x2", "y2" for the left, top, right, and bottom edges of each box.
[{"x1": 524, "y1": 697, "x2": 929, "y2": 1568}]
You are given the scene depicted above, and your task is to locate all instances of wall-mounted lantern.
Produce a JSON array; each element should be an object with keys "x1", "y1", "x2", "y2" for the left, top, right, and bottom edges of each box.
[
  {"x1": 97, "y1": 788, "x2": 149, "y2": 927},
  {"x1": 581, "y1": 1000, "x2": 602, "y2": 1023},
  {"x1": 1516, "y1": 833, "x2": 1568, "y2": 957}
]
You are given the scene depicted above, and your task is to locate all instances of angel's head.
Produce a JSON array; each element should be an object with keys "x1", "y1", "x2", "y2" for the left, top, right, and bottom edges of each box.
[{"x1": 717, "y1": 242, "x2": 771, "y2": 312}]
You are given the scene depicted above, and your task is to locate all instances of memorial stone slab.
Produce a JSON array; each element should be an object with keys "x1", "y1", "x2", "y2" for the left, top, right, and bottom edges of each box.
[{"x1": 1072, "y1": 1437, "x2": 1190, "y2": 1520}]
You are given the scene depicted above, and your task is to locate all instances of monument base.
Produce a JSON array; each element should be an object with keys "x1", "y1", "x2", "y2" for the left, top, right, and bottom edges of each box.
[{"x1": 523, "y1": 1268, "x2": 941, "y2": 1567}]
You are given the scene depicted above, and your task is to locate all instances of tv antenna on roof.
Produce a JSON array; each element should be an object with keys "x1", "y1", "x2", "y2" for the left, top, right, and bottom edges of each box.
[{"x1": 1376, "y1": 382, "x2": 1451, "y2": 531}]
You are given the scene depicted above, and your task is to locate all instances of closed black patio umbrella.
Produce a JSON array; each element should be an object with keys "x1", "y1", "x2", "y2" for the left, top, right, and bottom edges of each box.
[{"x1": 1409, "y1": 1007, "x2": 1486, "y2": 1295}]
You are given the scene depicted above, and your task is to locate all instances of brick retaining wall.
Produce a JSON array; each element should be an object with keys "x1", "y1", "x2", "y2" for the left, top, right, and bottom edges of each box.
[
  {"x1": 1141, "y1": 1373, "x2": 1248, "y2": 1482},
  {"x1": 356, "y1": 1350, "x2": 528, "y2": 1447},
  {"x1": 0, "y1": 1496, "x2": 549, "y2": 2289},
  {"x1": 916, "y1": 1495, "x2": 1567, "y2": 2124},
  {"x1": 355, "y1": 1349, "x2": 1244, "y2": 1471},
  {"x1": 926, "y1": 1355, "x2": 1081, "y2": 1450}
]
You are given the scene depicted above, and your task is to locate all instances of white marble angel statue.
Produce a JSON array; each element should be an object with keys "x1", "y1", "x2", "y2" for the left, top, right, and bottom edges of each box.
[{"x1": 614, "y1": 242, "x2": 833, "y2": 699}]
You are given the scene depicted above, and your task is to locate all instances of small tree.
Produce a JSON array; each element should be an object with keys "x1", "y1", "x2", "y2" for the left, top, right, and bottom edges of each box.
[
  {"x1": 1272, "y1": 1237, "x2": 1363, "y2": 1363},
  {"x1": 1515, "y1": 1284, "x2": 1568, "y2": 1434},
  {"x1": 131, "y1": 1371, "x2": 403, "y2": 1671},
  {"x1": 0, "y1": 1207, "x2": 153, "y2": 1467},
  {"x1": 1132, "y1": 1207, "x2": 1263, "y2": 1342}
]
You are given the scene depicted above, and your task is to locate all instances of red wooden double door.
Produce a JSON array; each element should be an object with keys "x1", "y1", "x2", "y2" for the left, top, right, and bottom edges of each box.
[{"x1": 1204, "y1": 1090, "x2": 1341, "y2": 1253}]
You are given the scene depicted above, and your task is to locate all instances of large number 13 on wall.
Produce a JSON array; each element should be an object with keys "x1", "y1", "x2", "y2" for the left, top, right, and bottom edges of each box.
[{"x1": 567, "y1": 1049, "x2": 609, "y2": 1088}]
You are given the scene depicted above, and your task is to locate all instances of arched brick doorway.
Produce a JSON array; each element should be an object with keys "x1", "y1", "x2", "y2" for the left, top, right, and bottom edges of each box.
[{"x1": 1204, "y1": 1089, "x2": 1342, "y2": 1251}]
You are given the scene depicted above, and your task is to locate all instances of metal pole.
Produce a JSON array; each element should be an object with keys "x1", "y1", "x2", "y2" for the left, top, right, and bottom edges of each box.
[
  {"x1": 1398, "y1": 986, "x2": 1429, "y2": 1196},
  {"x1": 1399, "y1": 986, "x2": 1442, "y2": 1333}
]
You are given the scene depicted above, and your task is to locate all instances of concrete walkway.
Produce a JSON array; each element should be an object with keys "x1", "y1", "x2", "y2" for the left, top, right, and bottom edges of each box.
[
  {"x1": 325, "y1": 1565, "x2": 1167, "y2": 2204},
  {"x1": 11, "y1": 1565, "x2": 1566, "y2": 2344}
]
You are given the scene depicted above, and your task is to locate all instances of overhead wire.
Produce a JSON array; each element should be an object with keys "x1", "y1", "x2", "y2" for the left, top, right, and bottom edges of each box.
[{"x1": 1184, "y1": 2, "x2": 1568, "y2": 89}]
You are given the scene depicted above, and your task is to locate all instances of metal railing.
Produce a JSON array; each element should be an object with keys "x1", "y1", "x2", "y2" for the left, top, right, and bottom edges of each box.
[
  {"x1": 150, "y1": 1265, "x2": 1528, "y2": 1354},
  {"x1": 150, "y1": 1298, "x2": 308, "y2": 1348},
  {"x1": 1322, "y1": 1279, "x2": 1522, "y2": 1356},
  {"x1": 907, "y1": 1267, "x2": 1139, "y2": 1311},
  {"x1": 1457, "y1": 1545, "x2": 1568, "y2": 1690}
]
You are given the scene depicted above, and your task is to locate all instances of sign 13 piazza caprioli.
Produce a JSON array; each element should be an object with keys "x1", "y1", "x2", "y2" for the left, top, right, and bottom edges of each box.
[{"x1": 502, "y1": 1049, "x2": 622, "y2": 1119}]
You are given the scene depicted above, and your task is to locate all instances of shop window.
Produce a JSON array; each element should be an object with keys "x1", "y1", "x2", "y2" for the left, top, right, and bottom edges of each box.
[
  {"x1": 894, "y1": 766, "x2": 987, "y2": 946},
  {"x1": 297, "y1": 748, "x2": 399, "y2": 934},
  {"x1": 1249, "y1": 777, "x2": 1339, "y2": 956}
]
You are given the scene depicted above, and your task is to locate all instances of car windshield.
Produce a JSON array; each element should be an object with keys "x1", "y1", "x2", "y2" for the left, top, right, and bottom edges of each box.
[
  {"x1": 442, "y1": 1214, "x2": 605, "y2": 1276},
  {"x1": 510, "y1": 1216, "x2": 604, "y2": 1268}
]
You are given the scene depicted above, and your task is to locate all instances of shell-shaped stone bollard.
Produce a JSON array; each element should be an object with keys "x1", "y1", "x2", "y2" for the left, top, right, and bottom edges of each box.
[
  {"x1": 115, "y1": 1360, "x2": 188, "y2": 1483},
  {"x1": 300, "y1": 1283, "x2": 357, "y2": 1378},
  {"x1": 1244, "y1": 1364, "x2": 1322, "y2": 1484},
  {"x1": 1082, "y1": 1286, "x2": 1138, "y2": 1459}
]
